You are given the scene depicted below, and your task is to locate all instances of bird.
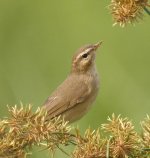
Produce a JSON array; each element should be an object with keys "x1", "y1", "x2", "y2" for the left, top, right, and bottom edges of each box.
[{"x1": 43, "y1": 42, "x2": 102, "y2": 123}]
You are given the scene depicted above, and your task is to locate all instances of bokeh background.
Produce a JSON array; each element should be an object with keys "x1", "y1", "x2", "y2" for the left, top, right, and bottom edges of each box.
[{"x1": 0, "y1": 0, "x2": 150, "y2": 157}]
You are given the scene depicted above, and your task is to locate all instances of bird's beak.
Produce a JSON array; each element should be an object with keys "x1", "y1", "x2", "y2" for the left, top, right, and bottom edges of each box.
[{"x1": 93, "y1": 41, "x2": 103, "y2": 51}]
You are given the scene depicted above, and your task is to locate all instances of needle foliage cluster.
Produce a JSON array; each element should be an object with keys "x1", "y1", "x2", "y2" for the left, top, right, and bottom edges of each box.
[
  {"x1": 109, "y1": 0, "x2": 150, "y2": 26},
  {"x1": 0, "y1": 105, "x2": 150, "y2": 158}
]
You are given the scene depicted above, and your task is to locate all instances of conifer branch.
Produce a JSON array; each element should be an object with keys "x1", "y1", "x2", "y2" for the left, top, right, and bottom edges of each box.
[
  {"x1": 0, "y1": 105, "x2": 150, "y2": 157},
  {"x1": 109, "y1": 0, "x2": 150, "y2": 26}
]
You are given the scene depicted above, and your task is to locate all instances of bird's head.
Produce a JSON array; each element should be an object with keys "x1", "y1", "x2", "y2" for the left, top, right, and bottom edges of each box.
[{"x1": 71, "y1": 42, "x2": 102, "y2": 73}]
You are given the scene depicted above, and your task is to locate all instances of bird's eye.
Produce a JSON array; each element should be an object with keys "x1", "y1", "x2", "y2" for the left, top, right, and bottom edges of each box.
[{"x1": 82, "y1": 53, "x2": 88, "y2": 58}]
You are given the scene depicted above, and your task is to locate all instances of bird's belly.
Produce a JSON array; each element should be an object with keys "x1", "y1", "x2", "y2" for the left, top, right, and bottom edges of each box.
[{"x1": 63, "y1": 90, "x2": 98, "y2": 123}]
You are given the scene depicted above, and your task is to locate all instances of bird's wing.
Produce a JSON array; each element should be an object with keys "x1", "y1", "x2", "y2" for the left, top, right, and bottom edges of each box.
[{"x1": 43, "y1": 76, "x2": 91, "y2": 119}]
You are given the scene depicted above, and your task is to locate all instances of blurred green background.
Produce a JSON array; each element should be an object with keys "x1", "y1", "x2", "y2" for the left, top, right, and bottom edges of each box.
[{"x1": 0, "y1": 0, "x2": 150, "y2": 157}]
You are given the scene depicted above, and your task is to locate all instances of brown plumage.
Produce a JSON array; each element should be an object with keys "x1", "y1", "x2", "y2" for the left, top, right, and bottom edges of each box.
[{"x1": 43, "y1": 42, "x2": 102, "y2": 123}]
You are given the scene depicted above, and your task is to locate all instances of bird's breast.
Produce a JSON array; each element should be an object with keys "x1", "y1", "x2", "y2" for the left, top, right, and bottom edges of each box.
[
  {"x1": 86, "y1": 67, "x2": 99, "y2": 94},
  {"x1": 64, "y1": 70, "x2": 100, "y2": 122}
]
